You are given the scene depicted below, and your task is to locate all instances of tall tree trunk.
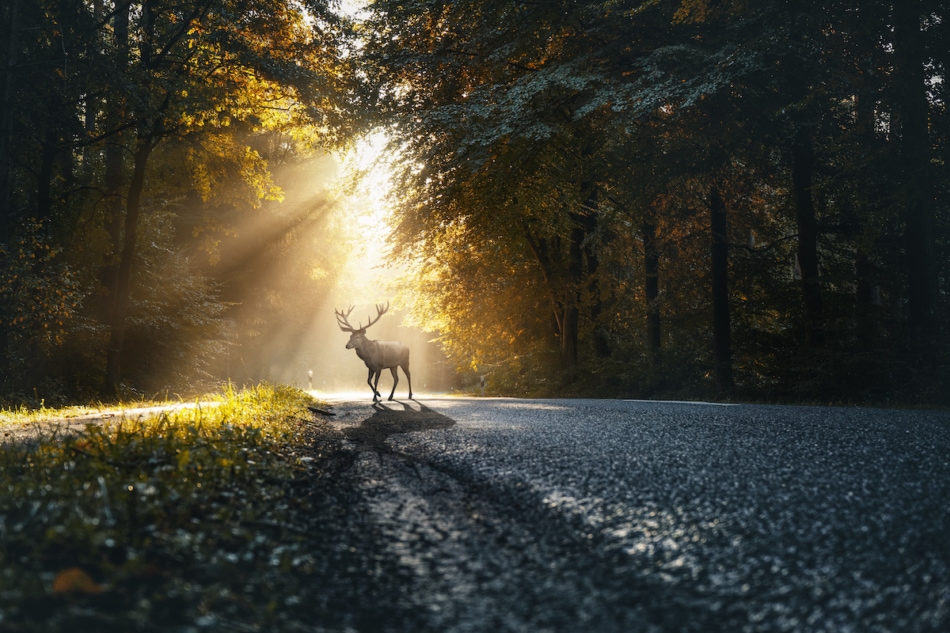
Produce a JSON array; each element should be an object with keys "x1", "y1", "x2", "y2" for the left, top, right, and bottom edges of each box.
[
  {"x1": 523, "y1": 205, "x2": 601, "y2": 370},
  {"x1": 561, "y1": 217, "x2": 585, "y2": 370},
  {"x1": 643, "y1": 218, "x2": 661, "y2": 367},
  {"x1": 102, "y1": 143, "x2": 125, "y2": 301},
  {"x1": 852, "y1": 83, "x2": 883, "y2": 342},
  {"x1": 710, "y1": 183, "x2": 733, "y2": 394},
  {"x1": 855, "y1": 251, "x2": 879, "y2": 341},
  {"x1": 103, "y1": 131, "x2": 154, "y2": 396},
  {"x1": 581, "y1": 183, "x2": 611, "y2": 359},
  {"x1": 100, "y1": 2, "x2": 130, "y2": 308},
  {"x1": 36, "y1": 129, "x2": 58, "y2": 222},
  {"x1": 586, "y1": 243, "x2": 611, "y2": 359},
  {"x1": 791, "y1": 129, "x2": 824, "y2": 346},
  {"x1": 80, "y1": 0, "x2": 105, "y2": 181},
  {"x1": 893, "y1": 1, "x2": 937, "y2": 336},
  {"x1": 0, "y1": 0, "x2": 20, "y2": 239},
  {"x1": 521, "y1": 222, "x2": 565, "y2": 348}
]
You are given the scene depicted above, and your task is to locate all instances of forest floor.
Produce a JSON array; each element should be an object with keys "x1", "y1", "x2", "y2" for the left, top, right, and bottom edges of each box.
[{"x1": 0, "y1": 385, "x2": 344, "y2": 632}]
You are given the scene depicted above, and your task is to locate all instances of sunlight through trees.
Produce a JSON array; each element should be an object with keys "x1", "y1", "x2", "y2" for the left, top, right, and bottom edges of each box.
[{"x1": 0, "y1": 0, "x2": 947, "y2": 405}]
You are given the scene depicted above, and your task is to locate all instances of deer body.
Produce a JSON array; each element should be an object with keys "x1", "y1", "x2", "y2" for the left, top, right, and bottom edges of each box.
[{"x1": 337, "y1": 303, "x2": 413, "y2": 402}]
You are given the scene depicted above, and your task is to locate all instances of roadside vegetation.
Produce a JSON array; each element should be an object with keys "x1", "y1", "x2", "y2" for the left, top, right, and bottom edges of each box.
[{"x1": 0, "y1": 383, "x2": 335, "y2": 632}]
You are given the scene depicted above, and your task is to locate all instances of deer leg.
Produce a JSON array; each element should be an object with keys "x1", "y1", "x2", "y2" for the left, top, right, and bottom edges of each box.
[
  {"x1": 367, "y1": 368, "x2": 380, "y2": 401},
  {"x1": 388, "y1": 367, "x2": 399, "y2": 401},
  {"x1": 372, "y1": 370, "x2": 383, "y2": 402},
  {"x1": 402, "y1": 362, "x2": 413, "y2": 399}
]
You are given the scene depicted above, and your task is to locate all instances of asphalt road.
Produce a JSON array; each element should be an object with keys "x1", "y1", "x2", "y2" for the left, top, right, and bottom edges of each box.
[{"x1": 307, "y1": 396, "x2": 950, "y2": 633}]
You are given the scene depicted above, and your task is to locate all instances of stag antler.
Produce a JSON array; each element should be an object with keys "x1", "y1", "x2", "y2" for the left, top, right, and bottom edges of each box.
[
  {"x1": 335, "y1": 306, "x2": 357, "y2": 332},
  {"x1": 362, "y1": 302, "x2": 390, "y2": 330},
  {"x1": 335, "y1": 302, "x2": 390, "y2": 332}
]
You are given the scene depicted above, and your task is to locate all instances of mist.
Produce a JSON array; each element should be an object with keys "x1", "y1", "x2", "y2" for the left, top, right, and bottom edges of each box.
[
  {"x1": 205, "y1": 143, "x2": 459, "y2": 397},
  {"x1": 269, "y1": 304, "x2": 458, "y2": 397}
]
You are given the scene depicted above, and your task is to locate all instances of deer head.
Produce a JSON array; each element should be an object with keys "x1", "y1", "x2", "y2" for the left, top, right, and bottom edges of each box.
[
  {"x1": 335, "y1": 302, "x2": 390, "y2": 351},
  {"x1": 334, "y1": 301, "x2": 412, "y2": 401}
]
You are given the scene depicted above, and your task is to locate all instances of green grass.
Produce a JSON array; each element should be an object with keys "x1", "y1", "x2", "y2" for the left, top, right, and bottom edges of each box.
[
  {"x1": 0, "y1": 383, "x2": 327, "y2": 631},
  {"x1": 0, "y1": 402, "x2": 122, "y2": 426}
]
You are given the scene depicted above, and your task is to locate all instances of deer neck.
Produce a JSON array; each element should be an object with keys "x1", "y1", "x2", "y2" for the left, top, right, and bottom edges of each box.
[{"x1": 354, "y1": 337, "x2": 378, "y2": 362}]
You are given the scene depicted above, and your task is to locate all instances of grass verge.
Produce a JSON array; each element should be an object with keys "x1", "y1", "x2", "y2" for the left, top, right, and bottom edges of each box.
[{"x1": 0, "y1": 383, "x2": 331, "y2": 632}]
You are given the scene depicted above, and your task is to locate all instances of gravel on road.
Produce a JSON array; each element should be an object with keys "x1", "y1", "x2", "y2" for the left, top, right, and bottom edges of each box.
[{"x1": 307, "y1": 397, "x2": 950, "y2": 633}]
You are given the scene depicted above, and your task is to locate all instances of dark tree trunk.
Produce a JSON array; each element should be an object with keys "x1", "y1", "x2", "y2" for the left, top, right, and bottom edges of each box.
[
  {"x1": 103, "y1": 132, "x2": 154, "y2": 396},
  {"x1": 581, "y1": 184, "x2": 610, "y2": 359},
  {"x1": 101, "y1": 142, "x2": 125, "y2": 299},
  {"x1": 561, "y1": 217, "x2": 585, "y2": 369},
  {"x1": 79, "y1": 0, "x2": 104, "y2": 181},
  {"x1": 100, "y1": 2, "x2": 130, "y2": 308},
  {"x1": 0, "y1": 0, "x2": 20, "y2": 238},
  {"x1": 521, "y1": 222, "x2": 565, "y2": 347},
  {"x1": 643, "y1": 218, "x2": 661, "y2": 366},
  {"x1": 710, "y1": 184, "x2": 733, "y2": 394},
  {"x1": 587, "y1": 247, "x2": 612, "y2": 359},
  {"x1": 852, "y1": 82, "x2": 883, "y2": 342},
  {"x1": 36, "y1": 129, "x2": 57, "y2": 222},
  {"x1": 561, "y1": 301, "x2": 579, "y2": 369},
  {"x1": 855, "y1": 251, "x2": 879, "y2": 341},
  {"x1": 892, "y1": 1, "x2": 937, "y2": 336},
  {"x1": 791, "y1": 129, "x2": 824, "y2": 346},
  {"x1": 523, "y1": 197, "x2": 604, "y2": 370}
]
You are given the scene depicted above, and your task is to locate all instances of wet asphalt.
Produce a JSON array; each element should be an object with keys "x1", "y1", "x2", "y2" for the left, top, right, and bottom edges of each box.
[{"x1": 300, "y1": 397, "x2": 950, "y2": 633}]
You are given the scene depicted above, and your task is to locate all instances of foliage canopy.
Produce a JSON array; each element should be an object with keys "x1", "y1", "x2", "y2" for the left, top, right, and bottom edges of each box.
[{"x1": 0, "y1": 0, "x2": 947, "y2": 404}]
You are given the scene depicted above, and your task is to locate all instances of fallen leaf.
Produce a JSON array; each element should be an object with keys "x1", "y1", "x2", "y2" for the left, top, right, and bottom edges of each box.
[{"x1": 52, "y1": 567, "x2": 100, "y2": 595}]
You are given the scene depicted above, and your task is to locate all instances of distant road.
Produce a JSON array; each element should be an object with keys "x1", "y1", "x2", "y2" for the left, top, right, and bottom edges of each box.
[
  {"x1": 315, "y1": 396, "x2": 950, "y2": 632},
  {"x1": 0, "y1": 401, "x2": 219, "y2": 444}
]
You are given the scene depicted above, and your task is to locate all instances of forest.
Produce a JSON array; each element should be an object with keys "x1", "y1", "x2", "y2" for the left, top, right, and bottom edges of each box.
[{"x1": 0, "y1": 0, "x2": 947, "y2": 406}]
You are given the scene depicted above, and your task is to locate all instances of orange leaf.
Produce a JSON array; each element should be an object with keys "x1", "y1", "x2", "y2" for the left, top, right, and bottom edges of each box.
[{"x1": 52, "y1": 567, "x2": 100, "y2": 595}]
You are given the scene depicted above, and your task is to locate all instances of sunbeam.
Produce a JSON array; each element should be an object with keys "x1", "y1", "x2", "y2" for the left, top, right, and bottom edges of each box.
[{"x1": 205, "y1": 132, "x2": 455, "y2": 396}]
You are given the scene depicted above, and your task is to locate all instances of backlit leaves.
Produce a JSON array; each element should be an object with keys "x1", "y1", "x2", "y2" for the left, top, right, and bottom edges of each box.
[{"x1": 0, "y1": 223, "x2": 82, "y2": 350}]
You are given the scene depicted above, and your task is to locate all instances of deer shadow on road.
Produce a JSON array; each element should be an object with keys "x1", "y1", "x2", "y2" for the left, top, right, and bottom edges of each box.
[{"x1": 343, "y1": 401, "x2": 456, "y2": 453}]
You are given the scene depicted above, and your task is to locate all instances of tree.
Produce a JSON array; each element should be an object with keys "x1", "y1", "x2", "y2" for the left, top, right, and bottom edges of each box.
[
  {"x1": 76, "y1": 0, "x2": 357, "y2": 395},
  {"x1": 2, "y1": 0, "x2": 946, "y2": 403},
  {"x1": 363, "y1": 0, "x2": 733, "y2": 376},
  {"x1": 0, "y1": 0, "x2": 362, "y2": 399},
  {"x1": 892, "y1": 0, "x2": 939, "y2": 337},
  {"x1": 0, "y1": 0, "x2": 20, "y2": 237},
  {"x1": 709, "y1": 182, "x2": 733, "y2": 393}
]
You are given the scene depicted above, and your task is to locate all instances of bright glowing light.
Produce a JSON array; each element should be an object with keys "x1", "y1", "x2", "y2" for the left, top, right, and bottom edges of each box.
[
  {"x1": 334, "y1": 130, "x2": 401, "y2": 300},
  {"x1": 339, "y1": 131, "x2": 395, "y2": 236},
  {"x1": 337, "y1": 0, "x2": 370, "y2": 20},
  {"x1": 242, "y1": 129, "x2": 455, "y2": 397}
]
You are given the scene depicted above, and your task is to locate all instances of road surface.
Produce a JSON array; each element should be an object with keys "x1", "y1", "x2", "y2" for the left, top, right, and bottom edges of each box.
[{"x1": 304, "y1": 396, "x2": 950, "y2": 633}]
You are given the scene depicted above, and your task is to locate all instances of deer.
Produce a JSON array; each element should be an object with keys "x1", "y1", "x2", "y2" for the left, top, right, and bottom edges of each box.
[{"x1": 335, "y1": 302, "x2": 413, "y2": 402}]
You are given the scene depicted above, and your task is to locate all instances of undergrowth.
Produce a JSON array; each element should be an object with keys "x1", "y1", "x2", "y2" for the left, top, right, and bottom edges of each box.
[{"x1": 0, "y1": 383, "x2": 327, "y2": 632}]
